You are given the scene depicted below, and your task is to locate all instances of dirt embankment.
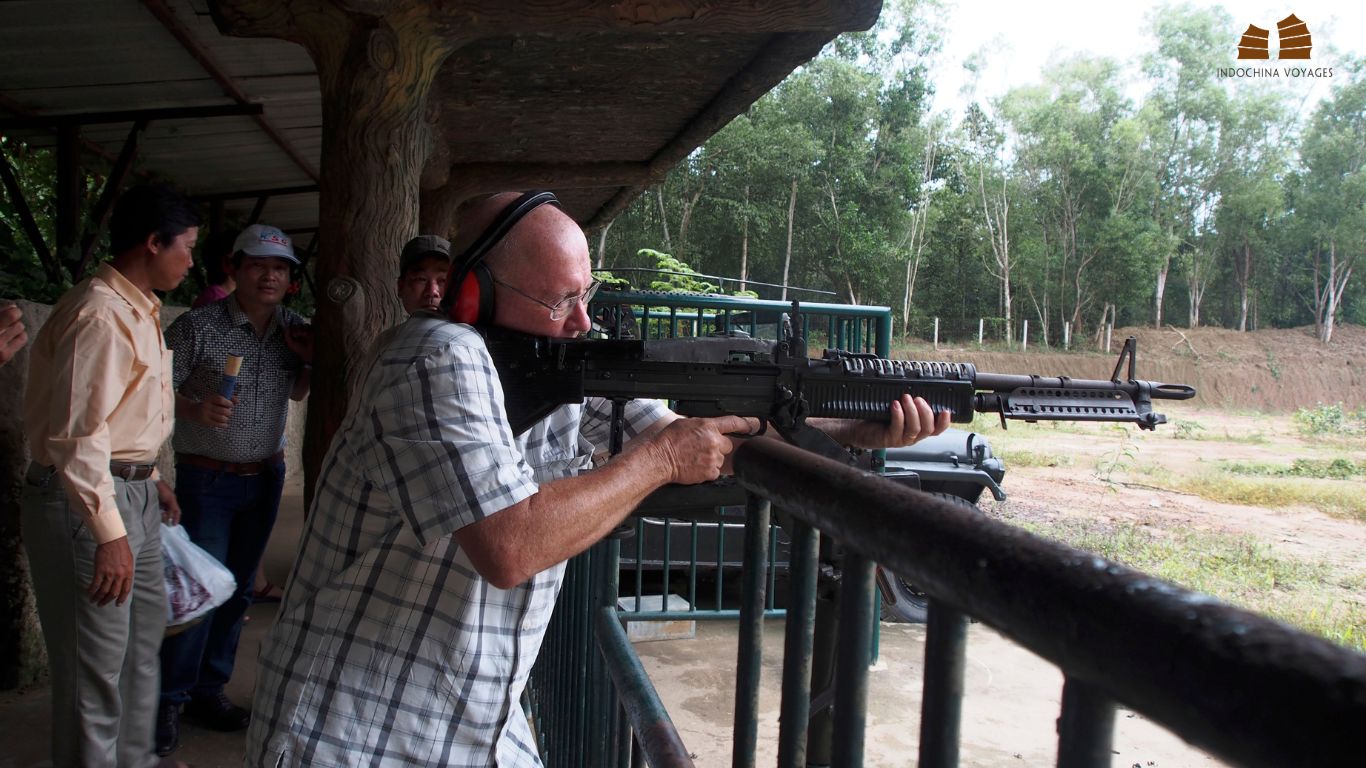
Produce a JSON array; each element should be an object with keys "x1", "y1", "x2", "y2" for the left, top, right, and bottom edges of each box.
[{"x1": 898, "y1": 324, "x2": 1366, "y2": 413}]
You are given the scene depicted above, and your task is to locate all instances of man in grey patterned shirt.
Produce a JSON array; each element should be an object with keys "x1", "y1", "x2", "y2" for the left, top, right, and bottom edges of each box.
[
  {"x1": 156, "y1": 224, "x2": 313, "y2": 757},
  {"x1": 245, "y1": 193, "x2": 947, "y2": 767}
]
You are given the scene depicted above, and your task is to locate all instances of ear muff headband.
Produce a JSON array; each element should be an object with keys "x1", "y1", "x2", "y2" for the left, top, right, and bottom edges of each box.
[{"x1": 443, "y1": 190, "x2": 562, "y2": 325}]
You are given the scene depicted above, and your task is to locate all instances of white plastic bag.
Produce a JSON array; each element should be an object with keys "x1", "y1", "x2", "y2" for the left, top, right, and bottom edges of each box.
[{"x1": 161, "y1": 523, "x2": 236, "y2": 627}]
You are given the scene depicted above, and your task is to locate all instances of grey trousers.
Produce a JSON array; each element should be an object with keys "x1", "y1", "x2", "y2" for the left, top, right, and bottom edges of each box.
[{"x1": 23, "y1": 472, "x2": 166, "y2": 768}]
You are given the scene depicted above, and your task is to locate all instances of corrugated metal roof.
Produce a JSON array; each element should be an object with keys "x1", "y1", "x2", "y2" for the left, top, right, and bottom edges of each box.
[
  {"x1": 1, "y1": 0, "x2": 320, "y2": 231},
  {"x1": 1, "y1": 0, "x2": 876, "y2": 234}
]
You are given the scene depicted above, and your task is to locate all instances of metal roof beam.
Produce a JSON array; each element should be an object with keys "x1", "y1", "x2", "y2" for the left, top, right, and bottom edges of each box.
[
  {"x1": 141, "y1": 0, "x2": 320, "y2": 183},
  {"x1": 190, "y1": 184, "x2": 318, "y2": 202},
  {"x1": 77, "y1": 120, "x2": 148, "y2": 277},
  {"x1": 0, "y1": 103, "x2": 262, "y2": 130}
]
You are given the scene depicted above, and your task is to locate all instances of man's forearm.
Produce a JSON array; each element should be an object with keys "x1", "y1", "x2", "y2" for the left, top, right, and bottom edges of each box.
[
  {"x1": 455, "y1": 442, "x2": 672, "y2": 589},
  {"x1": 290, "y1": 364, "x2": 311, "y2": 401}
]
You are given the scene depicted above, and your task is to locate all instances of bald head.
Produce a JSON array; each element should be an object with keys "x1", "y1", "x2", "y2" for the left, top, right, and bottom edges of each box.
[
  {"x1": 452, "y1": 192, "x2": 586, "y2": 279},
  {"x1": 452, "y1": 192, "x2": 594, "y2": 337}
]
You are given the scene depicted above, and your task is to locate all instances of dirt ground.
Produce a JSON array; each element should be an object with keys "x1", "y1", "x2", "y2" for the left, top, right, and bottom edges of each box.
[
  {"x1": 641, "y1": 324, "x2": 1366, "y2": 766},
  {"x1": 905, "y1": 323, "x2": 1366, "y2": 413},
  {"x1": 640, "y1": 401, "x2": 1365, "y2": 768},
  {"x1": 981, "y1": 405, "x2": 1366, "y2": 577}
]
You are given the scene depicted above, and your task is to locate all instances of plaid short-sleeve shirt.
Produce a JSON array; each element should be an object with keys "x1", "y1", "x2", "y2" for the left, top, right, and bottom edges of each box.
[{"x1": 245, "y1": 316, "x2": 667, "y2": 768}]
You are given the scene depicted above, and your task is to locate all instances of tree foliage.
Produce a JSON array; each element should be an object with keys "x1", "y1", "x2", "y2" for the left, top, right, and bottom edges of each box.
[
  {"x1": 3, "y1": 2, "x2": 1360, "y2": 343},
  {"x1": 594, "y1": 0, "x2": 1360, "y2": 344}
]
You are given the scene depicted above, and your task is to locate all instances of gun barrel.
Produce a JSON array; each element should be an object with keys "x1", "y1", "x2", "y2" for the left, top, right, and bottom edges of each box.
[
  {"x1": 972, "y1": 372, "x2": 1197, "y2": 429},
  {"x1": 973, "y1": 371, "x2": 1196, "y2": 399}
]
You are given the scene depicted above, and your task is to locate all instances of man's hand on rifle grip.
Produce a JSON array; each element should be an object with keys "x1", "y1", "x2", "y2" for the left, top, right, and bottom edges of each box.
[{"x1": 649, "y1": 415, "x2": 760, "y2": 485}]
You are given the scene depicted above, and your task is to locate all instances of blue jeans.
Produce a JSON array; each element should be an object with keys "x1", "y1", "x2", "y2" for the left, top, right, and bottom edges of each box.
[{"x1": 159, "y1": 460, "x2": 285, "y2": 704}]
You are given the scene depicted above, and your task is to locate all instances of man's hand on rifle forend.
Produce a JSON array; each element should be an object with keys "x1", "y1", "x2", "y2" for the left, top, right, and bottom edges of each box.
[
  {"x1": 815, "y1": 394, "x2": 951, "y2": 450},
  {"x1": 647, "y1": 415, "x2": 760, "y2": 485}
]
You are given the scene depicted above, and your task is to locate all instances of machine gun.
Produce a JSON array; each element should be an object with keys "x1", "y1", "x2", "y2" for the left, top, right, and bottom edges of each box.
[{"x1": 479, "y1": 307, "x2": 1195, "y2": 465}]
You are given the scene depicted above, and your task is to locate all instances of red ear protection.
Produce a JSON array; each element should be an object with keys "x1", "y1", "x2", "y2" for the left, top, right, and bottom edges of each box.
[
  {"x1": 448, "y1": 264, "x2": 495, "y2": 325},
  {"x1": 442, "y1": 191, "x2": 562, "y2": 326}
]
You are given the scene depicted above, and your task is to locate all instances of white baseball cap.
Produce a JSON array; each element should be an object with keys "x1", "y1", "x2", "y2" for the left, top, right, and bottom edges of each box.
[{"x1": 233, "y1": 224, "x2": 299, "y2": 264}]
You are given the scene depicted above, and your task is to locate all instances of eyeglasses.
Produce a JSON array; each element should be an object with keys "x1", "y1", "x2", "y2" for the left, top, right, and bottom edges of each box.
[{"x1": 490, "y1": 275, "x2": 601, "y2": 320}]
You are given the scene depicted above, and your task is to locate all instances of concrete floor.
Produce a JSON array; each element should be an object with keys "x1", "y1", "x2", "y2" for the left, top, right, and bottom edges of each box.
[{"x1": 0, "y1": 485, "x2": 1222, "y2": 767}]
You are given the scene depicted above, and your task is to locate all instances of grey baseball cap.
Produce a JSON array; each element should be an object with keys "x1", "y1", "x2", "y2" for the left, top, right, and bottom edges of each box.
[{"x1": 399, "y1": 235, "x2": 451, "y2": 276}]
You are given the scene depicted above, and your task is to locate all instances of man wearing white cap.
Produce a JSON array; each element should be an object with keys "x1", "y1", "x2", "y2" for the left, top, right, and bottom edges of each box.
[{"x1": 154, "y1": 224, "x2": 313, "y2": 757}]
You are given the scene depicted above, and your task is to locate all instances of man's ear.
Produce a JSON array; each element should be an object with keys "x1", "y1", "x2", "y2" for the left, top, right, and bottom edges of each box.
[{"x1": 143, "y1": 231, "x2": 161, "y2": 255}]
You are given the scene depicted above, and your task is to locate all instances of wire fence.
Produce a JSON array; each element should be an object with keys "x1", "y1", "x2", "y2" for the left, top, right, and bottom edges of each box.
[{"x1": 898, "y1": 316, "x2": 1123, "y2": 354}]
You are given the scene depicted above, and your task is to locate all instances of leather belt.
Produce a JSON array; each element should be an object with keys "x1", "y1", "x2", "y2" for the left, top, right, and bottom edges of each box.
[
  {"x1": 110, "y1": 461, "x2": 156, "y2": 481},
  {"x1": 25, "y1": 462, "x2": 155, "y2": 486},
  {"x1": 176, "y1": 451, "x2": 284, "y2": 477}
]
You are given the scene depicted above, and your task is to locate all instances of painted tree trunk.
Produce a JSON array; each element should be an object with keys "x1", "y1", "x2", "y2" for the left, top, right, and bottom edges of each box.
[
  {"x1": 781, "y1": 176, "x2": 797, "y2": 301},
  {"x1": 739, "y1": 183, "x2": 750, "y2": 292},
  {"x1": 1154, "y1": 252, "x2": 1169, "y2": 328},
  {"x1": 306, "y1": 22, "x2": 450, "y2": 498}
]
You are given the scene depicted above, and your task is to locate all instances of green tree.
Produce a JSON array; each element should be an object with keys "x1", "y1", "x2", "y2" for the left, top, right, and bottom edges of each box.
[
  {"x1": 1296, "y1": 58, "x2": 1366, "y2": 342},
  {"x1": 1210, "y1": 87, "x2": 1292, "y2": 331},
  {"x1": 1142, "y1": 3, "x2": 1233, "y2": 328}
]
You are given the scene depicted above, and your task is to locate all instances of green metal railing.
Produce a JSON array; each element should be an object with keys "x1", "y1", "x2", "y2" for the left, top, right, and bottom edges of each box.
[
  {"x1": 527, "y1": 288, "x2": 1364, "y2": 767},
  {"x1": 528, "y1": 290, "x2": 891, "y2": 766},
  {"x1": 594, "y1": 289, "x2": 890, "y2": 624}
]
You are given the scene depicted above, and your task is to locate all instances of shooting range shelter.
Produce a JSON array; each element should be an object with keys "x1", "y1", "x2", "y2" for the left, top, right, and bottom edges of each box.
[{"x1": 6, "y1": 4, "x2": 1362, "y2": 767}]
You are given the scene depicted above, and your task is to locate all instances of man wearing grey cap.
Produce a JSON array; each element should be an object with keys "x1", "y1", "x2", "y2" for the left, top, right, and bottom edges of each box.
[
  {"x1": 154, "y1": 223, "x2": 314, "y2": 757},
  {"x1": 396, "y1": 234, "x2": 451, "y2": 314}
]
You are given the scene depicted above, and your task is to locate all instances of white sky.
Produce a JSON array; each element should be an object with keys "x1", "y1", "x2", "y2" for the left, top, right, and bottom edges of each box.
[{"x1": 928, "y1": 0, "x2": 1364, "y2": 118}]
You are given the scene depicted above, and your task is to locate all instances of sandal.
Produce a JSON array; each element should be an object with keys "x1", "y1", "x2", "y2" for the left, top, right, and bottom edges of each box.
[{"x1": 251, "y1": 580, "x2": 284, "y2": 603}]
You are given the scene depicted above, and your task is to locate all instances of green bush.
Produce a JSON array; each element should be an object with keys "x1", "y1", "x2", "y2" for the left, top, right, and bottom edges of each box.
[{"x1": 1293, "y1": 403, "x2": 1366, "y2": 437}]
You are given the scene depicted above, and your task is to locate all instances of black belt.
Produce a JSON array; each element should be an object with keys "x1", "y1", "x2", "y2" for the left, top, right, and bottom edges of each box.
[
  {"x1": 25, "y1": 461, "x2": 155, "y2": 486},
  {"x1": 176, "y1": 451, "x2": 284, "y2": 477},
  {"x1": 110, "y1": 461, "x2": 156, "y2": 481}
]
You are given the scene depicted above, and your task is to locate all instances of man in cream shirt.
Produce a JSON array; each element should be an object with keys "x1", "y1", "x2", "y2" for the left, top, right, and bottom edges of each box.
[{"x1": 23, "y1": 184, "x2": 198, "y2": 768}]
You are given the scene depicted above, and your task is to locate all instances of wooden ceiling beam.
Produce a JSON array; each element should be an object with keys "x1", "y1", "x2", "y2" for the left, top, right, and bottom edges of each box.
[
  {"x1": 419, "y1": 162, "x2": 656, "y2": 236},
  {"x1": 215, "y1": 0, "x2": 879, "y2": 38},
  {"x1": 584, "y1": 31, "x2": 835, "y2": 230},
  {"x1": 427, "y1": 0, "x2": 882, "y2": 36},
  {"x1": 0, "y1": 103, "x2": 261, "y2": 130},
  {"x1": 444, "y1": 162, "x2": 655, "y2": 194},
  {"x1": 191, "y1": 184, "x2": 319, "y2": 202}
]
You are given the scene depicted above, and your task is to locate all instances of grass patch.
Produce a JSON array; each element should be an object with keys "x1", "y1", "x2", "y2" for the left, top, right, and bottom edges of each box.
[
  {"x1": 1171, "y1": 472, "x2": 1366, "y2": 523},
  {"x1": 967, "y1": 412, "x2": 1107, "y2": 437},
  {"x1": 996, "y1": 448, "x2": 1075, "y2": 468},
  {"x1": 1162, "y1": 426, "x2": 1270, "y2": 444},
  {"x1": 1221, "y1": 458, "x2": 1363, "y2": 480},
  {"x1": 1006, "y1": 515, "x2": 1364, "y2": 651}
]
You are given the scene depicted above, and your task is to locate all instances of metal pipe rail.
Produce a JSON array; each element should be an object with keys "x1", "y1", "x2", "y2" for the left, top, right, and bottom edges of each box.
[
  {"x1": 595, "y1": 607, "x2": 697, "y2": 768},
  {"x1": 732, "y1": 437, "x2": 1365, "y2": 768}
]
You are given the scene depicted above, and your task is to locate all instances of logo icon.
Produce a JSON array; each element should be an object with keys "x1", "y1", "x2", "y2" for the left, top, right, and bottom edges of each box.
[{"x1": 1238, "y1": 13, "x2": 1311, "y2": 60}]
